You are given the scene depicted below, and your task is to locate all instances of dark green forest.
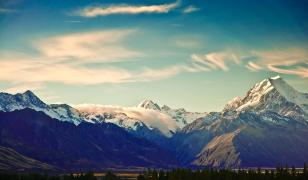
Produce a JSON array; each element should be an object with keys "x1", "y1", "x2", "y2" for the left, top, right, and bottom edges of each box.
[
  {"x1": 0, "y1": 163, "x2": 307, "y2": 180},
  {"x1": 137, "y1": 164, "x2": 308, "y2": 180}
]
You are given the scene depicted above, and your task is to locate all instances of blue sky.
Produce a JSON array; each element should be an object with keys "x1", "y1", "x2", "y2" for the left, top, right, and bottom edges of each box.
[{"x1": 0, "y1": 0, "x2": 307, "y2": 111}]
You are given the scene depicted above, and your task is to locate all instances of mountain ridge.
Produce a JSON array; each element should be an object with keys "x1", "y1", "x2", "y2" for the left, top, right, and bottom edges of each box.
[
  {"x1": 0, "y1": 108, "x2": 178, "y2": 170},
  {"x1": 0, "y1": 76, "x2": 307, "y2": 170}
]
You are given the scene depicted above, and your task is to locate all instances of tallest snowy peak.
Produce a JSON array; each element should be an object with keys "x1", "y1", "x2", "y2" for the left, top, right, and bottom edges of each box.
[
  {"x1": 270, "y1": 75, "x2": 281, "y2": 80},
  {"x1": 226, "y1": 76, "x2": 308, "y2": 114}
]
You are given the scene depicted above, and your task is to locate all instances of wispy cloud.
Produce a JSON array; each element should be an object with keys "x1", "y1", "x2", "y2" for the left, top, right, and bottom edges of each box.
[
  {"x1": 34, "y1": 29, "x2": 141, "y2": 63},
  {"x1": 0, "y1": 57, "x2": 210, "y2": 86},
  {"x1": 183, "y1": 5, "x2": 200, "y2": 14},
  {"x1": 0, "y1": 29, "x2": 145, "y2": 90},
  {"x1": 131, "y1": 64, "x2": 207, "y2": 82},
  {"x1": 190, "y1": 47, "x2": 308, "y2": 77},
  {"x1": 75, "y1": 1, "x2": 180, "y2": 17},
  {"x1": 249, "y1": 48, "x2": 308, "y2": 77},
  {"x1": 267, "y1": 65, "x2": 308, "y2": 78},
  {"x1": 246, "y1": 61, "x2": 262, "y2": 71},
  {"x1": 2, "y1": 27, "x2": 307, "y2": 95},
  {"x1": 250, "y1": 48, "x2": 308, "y2": 66},
  {"x1": 191, "y1": 52, "x2": 240, "y2": 71},
  {"x1": 0, "y1": 27, "x2": 210, "y2": 88},
  {"x1": 0, "y1": 29, "x2": 140, "y2": 87}
]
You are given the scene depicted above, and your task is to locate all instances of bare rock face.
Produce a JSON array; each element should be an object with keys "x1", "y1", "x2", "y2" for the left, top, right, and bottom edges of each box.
[{"x1": 193, "y1": 129, "x2": 241, "y2": 168}]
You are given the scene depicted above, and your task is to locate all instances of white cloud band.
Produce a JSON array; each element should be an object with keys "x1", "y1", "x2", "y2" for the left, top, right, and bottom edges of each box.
[{"x1": 76, "y1": 1, "x2": 179, "y2": 17}]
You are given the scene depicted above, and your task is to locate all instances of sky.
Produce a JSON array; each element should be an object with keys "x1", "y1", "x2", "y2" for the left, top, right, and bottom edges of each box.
[{"x1": 0, "y1": 0, "x2": 307, "y2": 112}]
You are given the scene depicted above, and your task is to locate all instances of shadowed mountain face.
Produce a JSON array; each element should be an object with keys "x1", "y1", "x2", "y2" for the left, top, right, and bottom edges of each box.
[
  {"x1": 181, "y1": 112, "x2": 308, "y2": 168},
  {"x1": 234, "y1": 120, "x2": 308, "y2": 167},
  {"x1": 0, "y1": 109, "x2": 178, "y2": 171}
]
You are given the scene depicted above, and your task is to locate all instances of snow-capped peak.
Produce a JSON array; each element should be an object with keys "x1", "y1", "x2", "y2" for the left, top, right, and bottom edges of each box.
[
  {"x1": 0, "y1": 91, "x2": 83, "y2": 125},
  {"x1": 0, "y1": 90, "x2": 48, "y2": 111},
  {"x1": 76, "y1": 101, "x2": 208, "y2": 137},
  {"x1": 137, "y1": 99, "x2": 161, "y2": 111},
  {"x1": 270, "y1": 75, "x2": 281, "y2": 80},
  {"x1": 230, "y1": 76, "x2": 308, "y2": 115}
]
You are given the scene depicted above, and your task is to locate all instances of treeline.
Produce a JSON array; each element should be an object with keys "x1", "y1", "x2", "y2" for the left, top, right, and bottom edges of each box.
[
  {"x1": 0, "y1": 172, "x2": 118, "y2": 180},
  {"x1": 0, "y1": 172, "x2": 97, "y2": 180},
  {"x1": 137, "y1": 163, "x2": 308, "y2": 180},
  {"x1": 0, "y1": 163, "x2": 307, "y2": 180}
]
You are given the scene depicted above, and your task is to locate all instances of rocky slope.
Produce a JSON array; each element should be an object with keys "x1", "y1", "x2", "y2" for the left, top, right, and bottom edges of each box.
[{"x1": 0, "y1": 146, "x2": 55, "y2": 172}]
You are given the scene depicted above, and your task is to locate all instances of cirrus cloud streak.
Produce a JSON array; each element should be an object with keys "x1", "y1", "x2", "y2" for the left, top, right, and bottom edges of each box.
[
  {"x1": 76, "y1": 1, "x2": 180, "y2": 17},
  {"x1": 249, "y1": 48, "x2": 308, "y2": 77},
  {"x1": 34, "y1": 29, "x2": 141, "y2": 63},
  {"x1": 191, "y1": 52, "x2": 241, "y2": 71},
  {"x1": 190, "y1": 48, "x2": 308, "y2": 77},
  {"x1": 0, "y1": 28, "x2": 211, "y2": 90}
]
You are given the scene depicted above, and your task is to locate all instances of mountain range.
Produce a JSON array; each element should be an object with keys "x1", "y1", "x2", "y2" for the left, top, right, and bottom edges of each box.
[{"x1": 0, "y1": 76, "x2": 307, "y2": 171}]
